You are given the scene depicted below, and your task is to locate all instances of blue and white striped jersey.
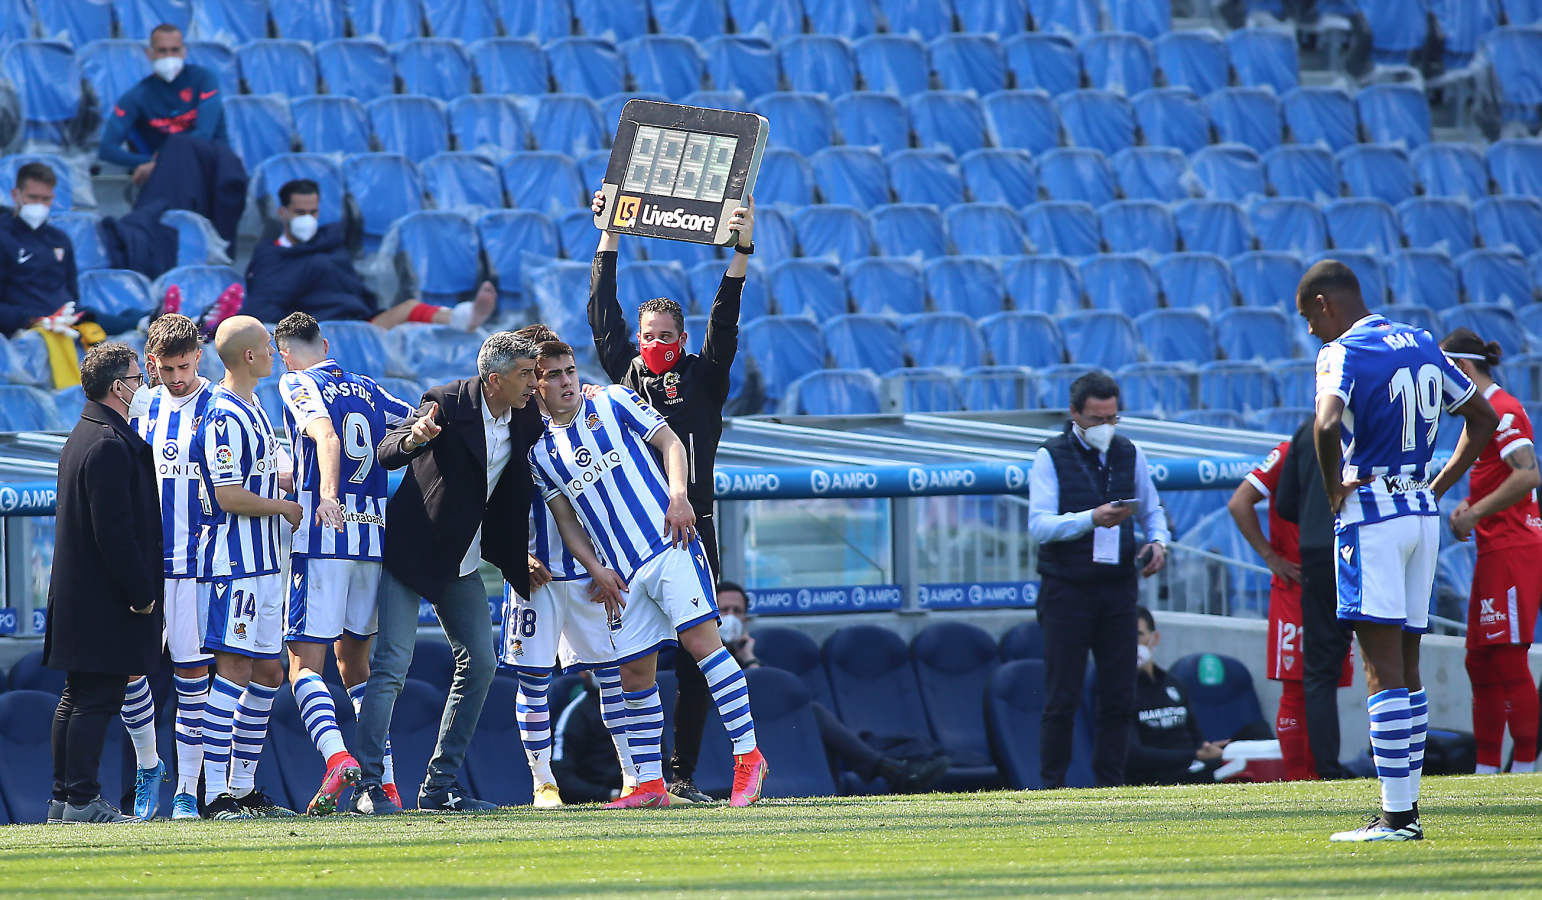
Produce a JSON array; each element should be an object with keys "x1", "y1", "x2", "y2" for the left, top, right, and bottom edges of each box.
[
  {"x1": 193, "y1": 384, "x2": 286, "y2": 579},
  {"x1": 279, "y1": 360, "x2": 415, "y2": 560},
  {"x1": 529, "y1": 494, "x2": 588, "y2": 581},
  {"x1": 529, "y1": 385, "x2": 670, "y2": 581},
  {"x1": 133, "y1": 379, "x2": 214, "y2": 578},
  {"x1": 1315, "y1": 314, "x2": 1475, "y2": 527}
]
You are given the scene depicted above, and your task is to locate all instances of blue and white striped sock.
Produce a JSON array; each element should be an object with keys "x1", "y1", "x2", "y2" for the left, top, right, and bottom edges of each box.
[
  {"x1": 623, "y1": 685, "x2": 664, "y2": 784},
  {"x1": 1408, "y1": 688, "x2": 1428, "y2": 805},
  {"x1": 699, "y1": 647, "x2": 757, "y2": 755},
  {"x1": 228, "y1": 681, "x2": 278, "y2": 798},
  {"x1": 293, "y1": 674, "x2": 347, "y2": 762},
  {"x1": 349, "y1": 683, "x2": 395, "y2": 787},
  {"x1": 173, "y1": 674, "x2": 208, "y2": 796},
  {"x1": 202, "y1": 676, "x2": 242, "y2": 803},
  {"x1": 120, "y1": 676, "x2": 159, "y2": 769},
  {"x1": 594, "y1": 666, "x2": 635, "y2": 788},
  {"x1": 1368, "y1": 688, "x2": 1413, "y2": 814},
  {"x1": 516, "y1": 671, "x2": 555, "y2": 785}
]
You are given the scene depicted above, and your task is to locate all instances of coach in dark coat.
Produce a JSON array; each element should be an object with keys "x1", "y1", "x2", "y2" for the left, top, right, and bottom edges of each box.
[{"x1": 44, "y1": 342, "x2": 163, "y2": 822}]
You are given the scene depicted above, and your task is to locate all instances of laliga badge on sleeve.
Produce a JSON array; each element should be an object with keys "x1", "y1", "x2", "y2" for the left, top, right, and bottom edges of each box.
[{"x1": 597, "y1": 99, "x2": 769, "y2": 246}]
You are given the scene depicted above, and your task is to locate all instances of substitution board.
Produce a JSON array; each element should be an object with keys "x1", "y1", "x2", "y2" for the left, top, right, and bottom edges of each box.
[{"x1": 596, "y1": 99, "x2": 769, "y2": 246}]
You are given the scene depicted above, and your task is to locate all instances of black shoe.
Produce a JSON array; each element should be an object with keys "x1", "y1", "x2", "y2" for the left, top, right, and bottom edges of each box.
[
  {"x1": 234, "y1": 788, "x2": 296, "y2": 818},
  {"x1": 897, "y1": 756, "x2": 950, "y2": 794},
  {"x1": 668, "y1": 778, "x2": 713, "y2": 804},
  {"x1": 418, "y1": 781, "x2": 495, "y2": 812},
  {"x1": 349, "y1": 782, "x2": 403, "y2": 816},
  {"x1": 202, "y1": 793, "x2": 250, "y2": 821}
]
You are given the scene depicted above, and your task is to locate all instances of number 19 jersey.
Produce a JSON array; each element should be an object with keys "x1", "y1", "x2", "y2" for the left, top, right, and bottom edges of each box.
[{"x1": 280, "y1": 359, "x2": 415, "y2": 560}]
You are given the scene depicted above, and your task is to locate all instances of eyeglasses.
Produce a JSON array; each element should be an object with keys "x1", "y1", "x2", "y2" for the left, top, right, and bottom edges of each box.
[
  {"x1": 1079, "y1": 413, "x2": 1120, "y2": 426},
  {"x1": 118, "y1": 373, "x2": 146, "y2": 388}
]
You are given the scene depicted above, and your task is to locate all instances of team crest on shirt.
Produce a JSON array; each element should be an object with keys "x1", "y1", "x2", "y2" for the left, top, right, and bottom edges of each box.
[
  {"x1": 180, "y1": 87, "x2": 192, "y2": 102},
  {"x1": 1166, "y1": 686, "x2": 1181, "y2": 702},
  {"x1": 234, "y1": 622, "x2": 247, "y2": 638},
  {"x1": 53, "y1": 247, "x2": 64, "y2": 261},
  {"x1": 585, "y1": 413, "x2": 602, "y2": 431},
  {"x1": 510, "y1": 639, "x2": 524, "y2": 659},
  {"x1": 663, "y1": 371, "x2": 680, "y2": 401}
]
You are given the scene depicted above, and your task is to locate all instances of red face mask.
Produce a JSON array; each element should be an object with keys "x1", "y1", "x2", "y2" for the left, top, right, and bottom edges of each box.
[{"x1": 640, "y1": 337, "x2": 682, "y2": 375}]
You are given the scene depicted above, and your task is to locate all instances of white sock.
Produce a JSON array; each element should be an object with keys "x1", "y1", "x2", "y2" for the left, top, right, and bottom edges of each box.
[
  {"x1": 1407, "y1": 688, "x2": 1428, "y2": 804},
  {"x1": 350, "y1": 683, "x2": 395, "y2": 786},
  {"x1": 516, "y1": 671, "x2": 555, "y2": 787},
  {"x1": 293, "y1": 673, "x2": 348, "y2": 761},
  {"x1": 1476, "y1": 762, "x2": 1500, "y2": 774},
  {"x1": 594, "y1": 666, "x2": 635, "y2": 788},
  {"x1": 622, "y1": 685, "x2": 664, "y2": 784},
  {"x1": 1368, "y1": 688, "x2": 1413, "y2": 814},
  {"x1": 699, "y1": 647, "x2": 757, "y2": 755},
  {"x1": 173, "y1": 674, "x2": 208, "y2": 796},
  {"x1": 1512, "y1": 759, "x2": 1536, "y2": 773},
  {"x1": 202, "y1": 676, "x2": 242, "y2": 803},
  {"x1": 120, "y1": 676, "x2": 159, "y2": 770},
  {"x1": 449, "y1": 301, "x2": 474, "y2": 330},
  {"x1": 228, "y1": 682, "x2": 277, "y2": 798}
]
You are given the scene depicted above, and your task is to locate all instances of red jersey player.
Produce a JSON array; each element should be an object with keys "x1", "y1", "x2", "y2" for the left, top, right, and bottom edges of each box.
[
  {"x1": 1227, "y1": 438, "x2": 1352, "y2": 780},
  {"x1": 1441, "y1": 329, "x2": 1542, "y2": 775}
]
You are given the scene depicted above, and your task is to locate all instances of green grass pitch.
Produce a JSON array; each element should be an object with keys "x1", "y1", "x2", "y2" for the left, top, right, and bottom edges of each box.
[{"x1": 2, "y1": 775, "x2": 1539, "y2": 898}]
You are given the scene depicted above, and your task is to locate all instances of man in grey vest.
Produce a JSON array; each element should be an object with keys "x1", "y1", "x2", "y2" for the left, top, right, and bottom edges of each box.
[{"x1": 1028, "y1": 372, "x2": 1170, "y2": 787}]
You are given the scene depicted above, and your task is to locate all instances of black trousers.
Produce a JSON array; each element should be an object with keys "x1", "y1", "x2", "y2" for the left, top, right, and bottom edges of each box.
[
  {"x1": 670, "y1": 512, "x2": 719, "y2": 783},
  {"x1": 1037, "y1": 573, "x2": 1138, "y2": 788},
  {"x1": 1300, "y1": 548, "x2": 1354, "y2": 778},
  {"x1": 811, "y1": 700, "x2": 884, "y2": 778},
  {"x1": 51, "y1": 671, "x2": 128, "y2": 805}
]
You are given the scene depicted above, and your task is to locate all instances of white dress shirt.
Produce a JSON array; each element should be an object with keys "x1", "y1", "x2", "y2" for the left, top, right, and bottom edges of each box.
[
  {"x1": 1028, "y1": 428, "x2": 1171, "y2": 547},
  {"x1": 458, "y1": 391, "x2": 514, "y2": 577}
]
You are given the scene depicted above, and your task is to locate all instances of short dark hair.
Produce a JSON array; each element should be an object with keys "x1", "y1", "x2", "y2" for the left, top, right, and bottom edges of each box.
[
  {"x1": 145, "y1": 312, "x2": 201, "y2": 359},
  {"x1": 278, "y1": 178, "x2": 320, "y2": 208},
  {"x1": 1296, "y1": 259, "x2": 1362, "y2": 306},
  {"x1": 1441, "y1": 327, "x2": 1502, "y2": 375},
  {"x1": 14, "y1": 162, "x2": 56, "y2": 192},
  {"x1": 513, "y1": 323, "x2": 559, "y2": 345},
  {"x1": 1136, "y1": 605, "x2": 1155, "y2": 633},
  {"x1": 81, "y1": 342, "x2": 138, "y2": 402},
  {"x1": 1069, "y1": 371, "x2": 1119, "y2": 412},
  {"x1": 149, "y1": 23, "x2": 182, "y2": 43},
  {"x1": 536, "y1": 340, "x2": 574, "y2": 363},
  {"x1": 274, "y1": 311, "x2": 323, "y2": 349},
  {"x1": 717, "y1": 580, "x2": 746, "y2": 597},
  {"x1": 637, "y1": 297, "x2": 685, "y2": 333}
]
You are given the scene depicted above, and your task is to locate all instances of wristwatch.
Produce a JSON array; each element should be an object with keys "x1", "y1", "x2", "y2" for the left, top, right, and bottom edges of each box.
[{"x1": 734, "y1": 241, "x2": 755, "y2": 255}]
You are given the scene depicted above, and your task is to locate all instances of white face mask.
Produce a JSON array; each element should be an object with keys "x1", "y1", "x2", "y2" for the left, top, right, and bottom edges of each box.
[
  {"x1": 288, "y1": 214, "x2": 318, "y2": 243},
  {"x1": 1136, "y1": 642, "x2": 1153, "y2": 668},
  {"x1": 1077, "y1": 422, "x2": 1117, "y2": 453},
  {"x1": 153, "y1": 56, "x2": 184, "y2": 82},
  {"x1": 18, "y1": 202, "x2": 49, "y2": 230},
  {"x1": 123, "y1": 382, "x2": 153, "y2": 420},
  {"x1": 718, "y1": 613, "x2": 744, "y2": 644}
]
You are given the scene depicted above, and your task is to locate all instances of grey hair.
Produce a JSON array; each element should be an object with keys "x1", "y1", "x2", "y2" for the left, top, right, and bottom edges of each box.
[{"x1": 476, "y1": 331, "x2": 539, "y2": 380}]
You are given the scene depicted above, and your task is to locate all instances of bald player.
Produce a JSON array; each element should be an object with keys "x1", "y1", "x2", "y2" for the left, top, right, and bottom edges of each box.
[{"x1": 191, "y1": 316, "x2": 303, "y2": 820}]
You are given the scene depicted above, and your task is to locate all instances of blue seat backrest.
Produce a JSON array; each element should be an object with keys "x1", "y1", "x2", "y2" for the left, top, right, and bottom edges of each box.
[
  {"x1": 6, "y1": 649, "x2": 62, "y2": 693},
  {"x1": 1282, "y1": 86, "x2": 1358, "y2": 151},
  {"x1": 0, "y1": 690, "x2": 115, "y2": 822},
  {"x1": 985, "y1": 660, "x2": 1096, "y2": 789},
  {"x1": 405, "y1": 637, "x2": 455, "y2": 692},
  {"x1": 911, "y1": 621, "x2": 1000, "y2": 768},
  {"x1": 753, "y1": 624, "x2": 835, "y2": 709},
  {"x1": 998, "y1": 620, "x2": 1043, "y2": 660},
  {"x1": 824, "y1": 624, "x2": 935, "y2": 741},
  {"x1": 1167, "y1": 652, "x2": 1267, "y2": 744},
  {"x1": 317, "y1": 38, "x2": 396, "y2": 103}
]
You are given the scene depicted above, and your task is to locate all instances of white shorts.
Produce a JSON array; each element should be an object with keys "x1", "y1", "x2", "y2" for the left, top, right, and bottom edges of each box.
[
  {"x1": 287, "y1": 556, "x2": 381, "y2": 643},
  {"x1": 163, "y1": 577, "x2": 212, "y2": 667},
  {"x1": 499, "y1": 577, "x2": 650, "y2": 672},
  {"x1": 628, "y1": 542, "x2": 719, "y2": 635},
  {"x1": 1336, "y1": 515, "x2": 1439, "y2": 633},
  {"x1": 203, "y1": 572, "x2": 285, "y2": 659}
]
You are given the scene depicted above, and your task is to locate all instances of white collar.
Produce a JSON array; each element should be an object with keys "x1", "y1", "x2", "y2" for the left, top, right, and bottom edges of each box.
[
  {"x1": 1483, "y1": 382, "x2": 1502, "y2": 400},
  {"x1": 481, "y1": 390, "x2": 511, "y2": 429}
]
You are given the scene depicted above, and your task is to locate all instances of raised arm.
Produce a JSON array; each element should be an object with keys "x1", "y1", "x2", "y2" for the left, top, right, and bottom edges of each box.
[
  {"x1": 588, "y1": 190, "x2": 639, "y2": 382},
  {"x1": 378, "y1": 399, "x2": 441, "y2": 470}
]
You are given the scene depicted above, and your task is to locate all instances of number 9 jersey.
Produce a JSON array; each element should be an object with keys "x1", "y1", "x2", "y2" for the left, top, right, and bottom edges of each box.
[{"x1": 280, "y1": 360, "x2": 416, "y2": 560}]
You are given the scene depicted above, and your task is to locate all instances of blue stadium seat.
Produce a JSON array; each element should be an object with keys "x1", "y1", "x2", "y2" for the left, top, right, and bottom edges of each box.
[
  {"x1": 1038, "y1": 362, "x2": 1102, "y2": 407},
  {"x1": 1190, "y1": 143, "x2": 1267, "y2": 201},
  {"x1": 981, "y1": 311, "x2": 1068, "y2": 368},
  {"x1": 150, "y1": 265, "x2": 242, "y2": 324},
  {"x1": 756, "y1": 147, "x2": 815, "y2": 207},
  {"x1": 808, "y1": 147, "x2": 894, "y2": 208},
  {"x1": 807, "y1": 0, "x2": 880, "y2": 38},
  {"x1": 344, "y1": 153, "x2": 425, "y2": 250},
  {"x1": 0, "y1": 690, "x2": 117, "y2": 822},
  {"x1": 420, "y1": 152, "x2": 503, "y2": 210},
  {"x1": 1388, "y1": 249, "x2": 1461, "y2": 311},
  {"x1": 1263, "y1": 145, "x2": 1337, "y2": 202},
  {"x1": 1081, "y1": 31, "x2": 1155, "y2": 95},
  {"x1": 222, "y1": 95, "x2": 296, "y2": 170},
  {"x1": 55, "y1": 212, "x2": 106, "y2": 271},
  {"x1": 115, "y1": 0, "x2": 192, "y2": 38},
  {"x1": 986, "y1": 659, "x2": 1096, "y2": 789},
  {"x1": 710, "y1": 667, "x2": 838, "y2": 799},
  {"x1": 1156, "y1": 252, "x2": 1236, "y2": 312},
  {"x1": 1487, "y1": 138, "x2": 1542, "y2": 196},
  {"x1": 1411, "y1": 143, "x2": 1489, "y2": 201},
  {"x1": 617, "y1": 37, "x2": 701, "y2": 99},
  {"x1": 36, "y1": 1, "x2": 114, "y2": 46},
  {"x1": 853, "y1": 34, "x2": 929, "y2": 96},
  {"x1": 237, "y1": 39, "x2": 317, "y2": 98},
  {"x1": 758, "y1": 92, "x2": 838, "y2": 157},
  {"x1": 1215, "y1": 308, "x2": 1297, "y2": 362},
  {"x1": 1205, "y1": 88, "x2": 1283, "y2": 154},
  {"x1": 945, "y1": 203, "x2": 1029, "y2": 256},
  {"x1": 887, "y1": 149, "x2": 964, "y2": 206},
  {"x1": 1250, "y1": 198, "x2": 1329, "y2": 254},
  {"x1": 366, "y1": 95, "x2": 448, "y2": 164},
  {"x1": 499, "y1": 151, "x2": 585, "y2": 215},
  {"x1": 1199, "y1": 360, "x2": 1281, "y2": 410},
  {"x1": 681, "y1": 88, "x2": 749, "y2": 111},
  {"x1": 823, "y1": 624, "x2": 940, "y2": 770},
  {"x1": 782, "y1": 368, "x2": 881, "y2": 415},
  {"x1": 1134, "y1": 309, "x2": 1216, "y2": 364},
  {"x1": 1, "y1": 41, "x2": 87, "y2": 148},
  {"x1": 449, "y1": 95, "x2": 530, "y2": 156},
  {"x1": 1059, "y1": 310, "x2": 1141, "y2": 369},
  {"x1": 960, "y1": 365, "x2": 1042, "y2": 410},
  {"x1": 825, "y1": 314, "x2": 906, "y2": 372},
  {"x1": 742, "y1": 316, "x2": 828, "y2": 406},
  {"x1": 1099, "y1": 200, "x2": 1177, "y2": 255},
  {"x1": 999, "y1": 621, "x2": 1044, "y2": 661},
  {"x1": 1232, "y1": 251, "x2": 1304, "y2": 309},
  {"x1": 1398, "y1": 198, "x2": 1476, "y2": 253},
  {"x1": 1055, "y1": 89, "x2": 1137, "y2": 156},
  {"x1": 1038, "y1": 148, "x2": 1116, "y2": 206},
  {"x1": 618, "y1": 261, "x2": 690, "y2": 312},
  {"x1": 982, "y1": 90, "x2": 1062, "y2": 155},
  {"x1": 1432, "y1": 0, "x2": 1500, "y2": 66},
  {"x1": 422, "y1": 0, "x2": 500, "y2": 40},
  {"x1": 1282, "y1": 86, "x2": 1357, "y2": 152},
  {"x1": 753, "y1": 625, "x2": 835, "y2": 709},
  {"x1": 53, "y1": 385, "x2": 85, "y2": 424},
  {"x1": 960, "y1": 149, "x2": 1039, "y2": 208},
  {"x1": 957, "y1": 0, "x2": 1028, "y2": 34},
  {"x1": 316, "y1": 38, "x2": 395, "y2": 102},
  {"x1": 1336, "y1": 144, "x2": 1417, "y2": 206},
  {"x1": 880, "y1": 0, "x2": 956, "y2": 38},
  {"x1": 272, "y1": 0, "x2": 345, "y2": 41},
  {"x1": 478, "y1": 209, "x2": 557, "y2": 298},
  {"x1": 1482, "y1": 27, "x2": 1542, "y2": 126},
  {"x1": 1441, "y1": 304, "x2": 1529, "y2": 357},
  {"x1": 392, "y1": 211, "x2": 481, "y2": 301},
  {"x1": 80, "y1": 269, "x2": 154, "y2": 322},
  {"x1": 1475, "y1": 197, "x2": 1542, "y2": 256},
  {"x1": 1315, "y1": 250, "x2": 1389, "y2": 306},
  {"x1": 908, "y1": 92, "x2": 988, "y2": 156},
  {"x1": 1356, "y1": 83, "x2": 1431, "y2": 149},
  {"x1": 846, "y1": 257, "x2": 926, "y2": 316},
  {"x1": 793, "y1": 205, "x2": 874, "y2": 260},
  {"x1": 749, "y1": 206, "x2": 797, "y2": 263},
  {"x1": 4, "y1": 332, "x2": 50, "y2": 388},
  {"x1": 927, "y1": 256, "x2": 1009, "y2": 319},
  {"x1": 1001, "y1": 257, "x2": 1083, "y2": 316},
  {"x1": 882, "y1": 367, "x2": 961, "y2": 412},
  {"x1": 705, "y1": 36, "x2": 780, "y2": 101},
  {"x1": 78, "y1": 40, "x2": 147, "y2": 122},
  {"x1": 1226, "y1": 27, "x2": 1297, "y2": 94},
  {"x1": 1458, "y1": 249, "x2": 1533, "y2": 307},
  {"x1": 250, "y1": 153, "x2": 346, "y2": 224},
  {"x1": 1248, "y1": 403, "x2": 1313, "y2": 434},
  {"x1": 833, "y1": 92, "x2": 910, "y2": 155},
  {"x1": 1117, "y1": 360, "x2": 1198, "y2": 413},
  {"x1": 530, "y1": 94, "x2": 607, "y2": 155},
  {"x1": 902, "y1": 313, "x2": 987, "y2": 369},
  {"x1": 393, "y1": 38, "x2": 472, "y2": 101},
  {"x1": 645, "y1": 0, "x2": 725, "y2": 40},
  {"x1": 468, "y1": 38, "x2": 550, "y2": 96},
  {"x1": 0, "y1": 153, "x2": 73, "y2": 211},
  {"x1": 1003, "y1": 32, "x2": 1081, "y2": 96},
  {"x1": 1079, "y1": 255, "x2": 1160, "y2": 317},
  {"x1": 1132, "y1": 87, "x2": 1211, "y2": 155},
  {"x1": 1154, "y1": 30, "x2": 1228, "y2": 96},
  {"x1": 1028, "y1": 0, "x2": 1100, "y2": 36},
  {"x1": 291, "y1": 96, "x2": 371, "y2": 156},
  {"x1": 5, "y1": 651, "x2": 61, "y2": 692},
  {"x1": 691, "y1": 260, "x2": 771, "y2": 320},
  {"x1": 389, "y1": 326, "x2": 485, "y2": 385},
  {"x1": 568, "y1": 0, "x2": 645, "y2": 39},
  {"x1": 1168, "y1": 653, "x2": 1266, "y2": 744},
  {"x1": 1022, "y1": 201, "x2": 1101, "y2": 256},
  {"x1": 1173, "y1": 199, "x2": 1254, "y2": 257},
  {"x1": 1326, "y1": 198, "x2": 1404, "y2": 255},
  {"x1": 553, "y1": 208, "x2": 596, "y2": 260},
  {"x1": 929, "y1": 34, "x2": 1006, "y2": 95},
  {"x1": 546, "y1": 36, "x2": 624, "y2": 99},
  {"x1": 910, "y1": 621, "x2": 1001, "y2": 784},
  {"x1": 350, "y1": 0, "x2": 424, "y2": 42},
  {"x1": 1111, "y1": 147, "x2": 1191, "y2": 202},
  {"x1": 0, "y1": 385, "x2": 64, "y2": 430}
]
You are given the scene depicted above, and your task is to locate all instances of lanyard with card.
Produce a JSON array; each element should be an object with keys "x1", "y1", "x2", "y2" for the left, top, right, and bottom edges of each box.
[{"x1": 1068, "y1": 439, "x2": 1123, "y2": 565}]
